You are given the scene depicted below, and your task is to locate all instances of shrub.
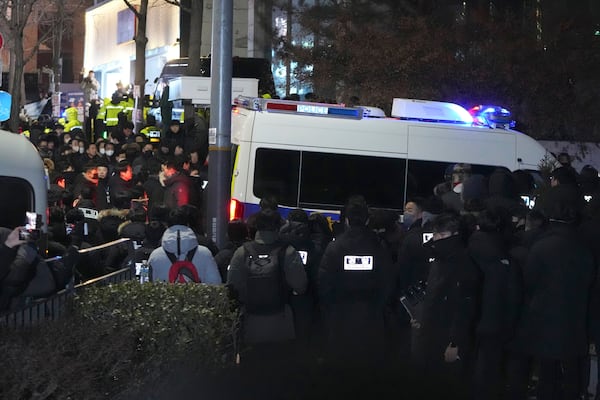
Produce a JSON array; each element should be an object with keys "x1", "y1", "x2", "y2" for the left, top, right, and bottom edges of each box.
[{"x1": 0, "y1": 282, "x2": 239, "y2": 399}]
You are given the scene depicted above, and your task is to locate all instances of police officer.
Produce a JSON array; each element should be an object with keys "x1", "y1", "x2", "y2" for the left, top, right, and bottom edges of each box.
[
  {"x1": 318, "y1": 195, "x2": 394, "y2": 366},
  {"x1": 410, "y1": 212, "x2": 480, "y2": 397}
]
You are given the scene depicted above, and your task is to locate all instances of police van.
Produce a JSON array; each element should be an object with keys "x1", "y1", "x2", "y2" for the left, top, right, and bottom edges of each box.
[
  {"x1": 0, "y1": 131, "x2": 48, "y2": 235},
  {"x1": 229, "y1": 97, "x2": 554, "y2": 221}
]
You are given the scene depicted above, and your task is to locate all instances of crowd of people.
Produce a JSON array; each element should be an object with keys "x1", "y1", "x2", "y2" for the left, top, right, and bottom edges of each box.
[{"x1": 4, "y1": 119, "x2": 600, "y2": 399}]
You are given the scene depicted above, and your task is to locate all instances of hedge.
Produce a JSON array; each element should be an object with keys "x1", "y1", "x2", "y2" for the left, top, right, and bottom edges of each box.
[{"x1": 0, "y1": 282, "x2": 240, "y2": 400}]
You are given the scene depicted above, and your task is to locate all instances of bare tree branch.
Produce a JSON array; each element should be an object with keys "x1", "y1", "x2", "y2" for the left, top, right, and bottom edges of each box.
[
  {"x1": 123, "y1": 0, "x2": 142, "y2": 18},
  {"x1": 162, "y1": 0, "x2": 191, "y2": 14}
]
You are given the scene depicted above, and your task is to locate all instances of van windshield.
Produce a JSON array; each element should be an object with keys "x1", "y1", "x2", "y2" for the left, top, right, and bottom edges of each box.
[{"x1": 0, "y1": 177, "x2": 35, "y2": 229}]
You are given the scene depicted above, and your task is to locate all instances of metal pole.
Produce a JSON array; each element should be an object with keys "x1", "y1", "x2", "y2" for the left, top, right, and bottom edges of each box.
[{"x1": 207, "y1": 0, "x2": 233, "y2": 248}]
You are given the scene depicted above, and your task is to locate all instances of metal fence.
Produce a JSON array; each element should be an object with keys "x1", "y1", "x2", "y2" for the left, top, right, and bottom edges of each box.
[{"x1": 0, "y1": 239, "x2": 135, "y2": 330}]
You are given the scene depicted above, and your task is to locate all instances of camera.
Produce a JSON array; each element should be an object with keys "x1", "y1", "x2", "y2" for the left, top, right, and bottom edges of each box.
[{"x1": 19, "y1": 211, "x2": 41, "y2": 241}]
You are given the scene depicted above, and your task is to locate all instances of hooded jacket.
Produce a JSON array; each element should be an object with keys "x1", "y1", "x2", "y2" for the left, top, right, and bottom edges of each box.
[
  {"x1": 163, "y1": 172, "x2": 192, "y2": 208},
  {"x1": 148, "y1": 225, "x2": 221, "y2": 284}
]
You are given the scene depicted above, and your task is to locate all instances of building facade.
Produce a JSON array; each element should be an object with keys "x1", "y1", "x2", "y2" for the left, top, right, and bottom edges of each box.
[{"x1": 84, "y1": 0, "x2": 273, "y2": 100}]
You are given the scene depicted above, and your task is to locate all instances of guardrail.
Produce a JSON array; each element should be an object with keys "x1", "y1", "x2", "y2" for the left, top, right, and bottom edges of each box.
[{"x1": 0, "y1": 238, "x2": 136, "y2": 330}]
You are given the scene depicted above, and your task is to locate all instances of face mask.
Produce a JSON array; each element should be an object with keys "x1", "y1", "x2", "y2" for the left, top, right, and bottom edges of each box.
[
  {"x1": 72, "y1": 146, "x2": 79, "y2": 152},
  {"x1": 105, "y1": 150, "x2": 114, "y2": 157},
  {"x1": 99, "y1": 148, "x2": 105, "y2": 155},
  {"x1": 79, "y1": 147, "x2": 85, "y2": 154},
  {"x1": 402, "y1": 213, "x2": 415, "y2": 229},
  {"x1": 143, "y1": 150, "x2": 153, "y2": 157}
]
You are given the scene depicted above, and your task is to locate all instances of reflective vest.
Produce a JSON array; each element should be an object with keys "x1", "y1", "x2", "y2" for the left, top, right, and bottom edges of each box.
[
  {"x1": 104, "y1": 102, "x2": 125, "y2": 127},
  {"x1": 64, "y1": 107, "x2": 83, "y2": 132},
  {"x1": 140, "y1": 125, "x2": 161, "y2": 143},
  {"x1": 121, "y1": 98, "x2": 135, "y2": 121}
]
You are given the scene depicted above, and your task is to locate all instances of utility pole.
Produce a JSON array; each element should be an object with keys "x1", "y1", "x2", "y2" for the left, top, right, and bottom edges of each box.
[{"x1": 207, "y1": 0, "x2": 233, "y2": 248}]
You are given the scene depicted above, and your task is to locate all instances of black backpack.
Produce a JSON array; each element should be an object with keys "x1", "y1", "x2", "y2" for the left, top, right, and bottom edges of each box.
[{"x1": 243, "y1": 242, "x2": 288, "y2": 314}]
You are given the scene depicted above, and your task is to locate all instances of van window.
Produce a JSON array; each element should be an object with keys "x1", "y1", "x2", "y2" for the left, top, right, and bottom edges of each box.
[
  {"x1": 253, "y1": 148, "x2": 407, "y2": 211},
  {"x1": 299, "y1": 152, "x2": 406, "y2": 210},
  {"x1": 406, "y1": 159, "x2": 501, "y2": 199},
  {"x1": 253, "y1": 148, "x2": 300, "y2": 206},
  {"x1": 0, "y1": 177, "x2": 35, "y2": 229}
]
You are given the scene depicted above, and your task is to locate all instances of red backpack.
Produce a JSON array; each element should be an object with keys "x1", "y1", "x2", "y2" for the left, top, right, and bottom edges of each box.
[{"x1": 164, "y1": 229, "x2": 201, "y2": 283}]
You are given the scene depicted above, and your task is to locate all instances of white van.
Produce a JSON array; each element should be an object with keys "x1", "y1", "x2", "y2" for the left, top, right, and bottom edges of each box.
[
  {"x1": 0, "y1": 131, "x2": 48, "y2": 232},
  {"x1": 229, "y1": 97, "x2": 554, "y2": 221}
]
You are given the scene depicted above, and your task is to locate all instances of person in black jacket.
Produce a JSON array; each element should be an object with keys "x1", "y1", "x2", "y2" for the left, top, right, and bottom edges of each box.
[
  {"x1": 468, "y1": 207, "x2": 514, "y2": 400},
  {"x1": 214, "y1": 219, "x2": 249, "y2": 281},
  {"x1": 162, "y1": 157, "x2": 194, "y2": 209},
  {"x1": 95, "y1": 161, "x2": 112, "y2": 210},
  {"x1": 507, "y1": 185, "x2": 595, "y2": 400},
  {"x1": 0, "y1": 227, "x2": 41, "y2": 310},
  {"x1": 0, "y1": 227, "x2": 27, "y2": 280},
  {"x1": 410, "y1": 213, "x2": 480, "y2": 397},
  {"x1": 318, "y1": 195, "x2": 394, "y2": 367},
  {"x1": 108, "y1": 160, "x2": 134, "y2": 205},
  {"x1": 280, "y1": 208, "x2": 319, "y2": 345}
]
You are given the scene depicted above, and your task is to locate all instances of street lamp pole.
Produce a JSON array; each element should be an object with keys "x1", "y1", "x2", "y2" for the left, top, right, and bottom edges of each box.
[{"x1": 207, "y1": 0, "x2": 233, "y2": 248}]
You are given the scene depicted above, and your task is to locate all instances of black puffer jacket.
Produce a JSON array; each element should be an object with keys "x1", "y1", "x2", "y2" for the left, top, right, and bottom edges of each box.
[
  {"x1": 511, "y1": 223, "x2": 594, "y2": 359},
  {"x1": 280, "y1": 220, "x2": 319, "y2": 290},
  {"x1": 412, "y1": 235, "x2": 480, "y2": 365},
  {"x1": 468, "y1": 230, "x2": 516, "y2": 339},
  {"x1": 0, "y1": 228, "x2": 40, "y2": 310},
  {"x1": 318, "y1": 226, "x2": 394, "y2": 362}
]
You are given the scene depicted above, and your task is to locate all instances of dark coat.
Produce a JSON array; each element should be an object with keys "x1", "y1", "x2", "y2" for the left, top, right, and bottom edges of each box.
[
  {"x1": 214, "y1": 240, "x2": 246, "y2": 282},
  {"x1": 511, "y1": 223, "x2": 594, "y2": 359},
  {"x1": 0, "y1": 229, "x2": 41, "y2": 310},
  {"x1": 227, "y1": 230, "x2": 307, "y2": 344},
  {"x1": 142, "y1": 175, "x2": 164, "y2": 211},
  {"x1": 96, "y1": 178, "x2": 111, "y2": 210},
  {"x1": 318, "y1": 225, "x2": 394, "y2": 362},
  {"x1": 468, "y1": 230, "x2": 515, "y2": 339},
  {"x1": 412, "y1": 235, "x2": 480, "y2": 365},
  {"x1": 579, "y1": 217, "x2": 600, "y2": 340},
  {"x1": 163, "y1": 172, "x2": 192, "y2": 208},
  {"x1": 108, "y1": 174, "x2": 134, "y2": 203},
  {"x1": 280, "y1": 220, "x2": 319, "y2": 293},
  {"x1": 397, "y1": 224, "x2": 434, "y2": 291},
  {"x1": 0, "y1": 228, "x2": 19, "y2": 282}
]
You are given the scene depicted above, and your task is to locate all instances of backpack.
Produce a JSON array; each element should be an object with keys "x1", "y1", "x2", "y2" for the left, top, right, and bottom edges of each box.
[
  {"x1": 161, "y1": 229, "x2": 201, "y2": 283},
  {"x1": 165, "y1": 247, "x2": 200, "y2": 283},
  {"x1": 243, "y1": 242, "x2": 288, "y2": 315}
]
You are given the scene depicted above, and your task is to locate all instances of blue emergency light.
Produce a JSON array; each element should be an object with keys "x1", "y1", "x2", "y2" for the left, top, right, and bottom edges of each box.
[{"x1": 469, "y1": 105, "x2": 516, "y2": 129}]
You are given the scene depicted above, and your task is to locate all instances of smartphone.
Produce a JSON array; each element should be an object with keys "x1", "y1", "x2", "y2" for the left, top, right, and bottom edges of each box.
[
  {"x1": 19, "y1": 211, "x2": 41, "y2": 241},
  {"x1": 521, "y1": 195, "x2": 536, "y2": 210}
]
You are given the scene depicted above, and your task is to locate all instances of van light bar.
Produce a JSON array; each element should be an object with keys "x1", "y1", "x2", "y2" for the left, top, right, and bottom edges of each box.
[{"x1": 234, "y1": 96, "x2": 363, "y2": 119}]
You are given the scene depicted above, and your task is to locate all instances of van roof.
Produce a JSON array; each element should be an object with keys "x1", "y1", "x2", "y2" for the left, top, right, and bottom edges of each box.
[{"x1": 0, "y1": 131, "x2": 45, "y2": 176}]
